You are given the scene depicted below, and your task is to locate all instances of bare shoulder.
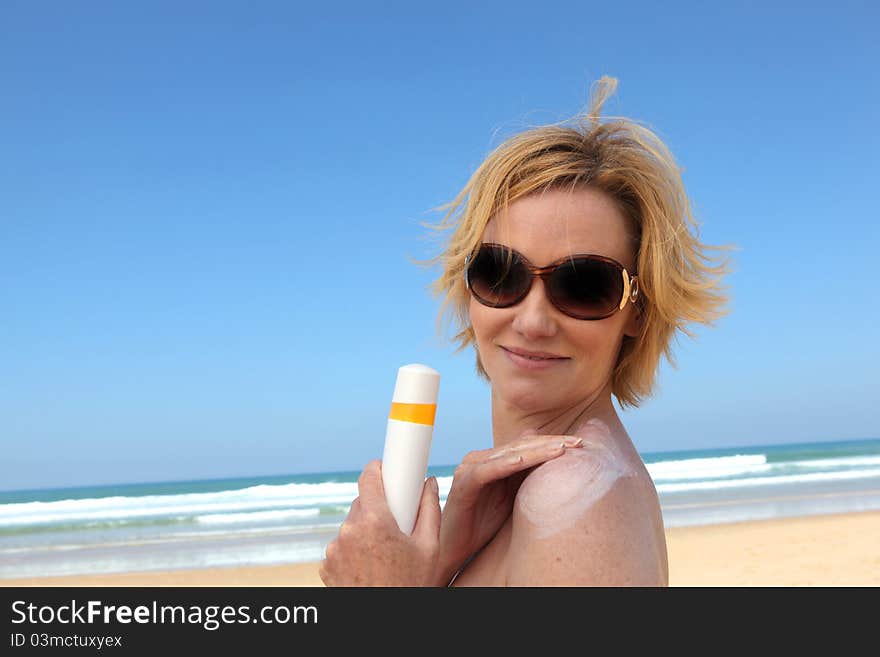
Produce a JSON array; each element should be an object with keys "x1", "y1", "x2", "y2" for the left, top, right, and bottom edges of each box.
[
  {"x1": 514, "y1": 441, "x2": 625, "y2": 527},
  {"x1": 507, "y1": 443, "x2": 667, "y2": 586}
]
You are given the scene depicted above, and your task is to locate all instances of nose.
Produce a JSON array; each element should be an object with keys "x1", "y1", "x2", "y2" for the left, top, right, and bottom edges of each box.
[{"x1": 510, "y1": 277, "x2": 560, "y2": 339}]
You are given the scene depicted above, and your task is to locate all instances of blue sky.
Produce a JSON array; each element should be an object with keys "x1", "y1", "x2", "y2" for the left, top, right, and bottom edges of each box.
[{"x1": 2, "y1": 1, "x2": 878, "y2": 490}]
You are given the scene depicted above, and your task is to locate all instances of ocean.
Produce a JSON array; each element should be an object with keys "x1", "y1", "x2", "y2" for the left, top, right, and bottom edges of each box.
[{"x1": 2, "y1": 437, "x2": 879, "y2": 579}]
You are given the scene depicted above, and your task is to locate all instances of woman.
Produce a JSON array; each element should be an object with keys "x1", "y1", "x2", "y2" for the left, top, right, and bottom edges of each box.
[{"x1": 319, "y1": 76, "x2": 731, "y2": 587}]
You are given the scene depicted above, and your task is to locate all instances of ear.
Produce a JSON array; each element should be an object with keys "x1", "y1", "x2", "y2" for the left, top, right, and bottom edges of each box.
[{"x1": 623, "y1": 302, "x2": 642, "y2": 338}]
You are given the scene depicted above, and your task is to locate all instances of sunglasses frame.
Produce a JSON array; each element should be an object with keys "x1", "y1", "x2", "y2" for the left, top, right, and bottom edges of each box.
[{"x1": 464, "y1": 242, "x2": 639, "y2": 320}]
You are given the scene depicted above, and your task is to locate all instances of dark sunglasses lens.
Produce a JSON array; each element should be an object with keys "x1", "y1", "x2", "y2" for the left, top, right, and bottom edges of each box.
[
  {"x1": 548, "y1": 258, "x2": 623, "y2": 319},
  {"x1": 467, "y1": 246, "x2": 530, "y2": 307}
]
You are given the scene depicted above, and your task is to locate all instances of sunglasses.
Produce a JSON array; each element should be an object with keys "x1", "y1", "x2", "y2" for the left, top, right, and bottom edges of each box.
[{"x1": 465, "y1": 243, "x2": 639, "y2": 320}]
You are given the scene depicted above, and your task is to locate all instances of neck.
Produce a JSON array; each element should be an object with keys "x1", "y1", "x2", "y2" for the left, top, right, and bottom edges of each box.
[{"x1": 490, "y1": 381, "x2": 623, "y2": 448}]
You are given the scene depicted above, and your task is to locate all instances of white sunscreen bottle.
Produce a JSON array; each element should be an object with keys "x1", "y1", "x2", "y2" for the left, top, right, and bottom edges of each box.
[{"x1": 381, "y1": 363, "x2": 440, "y2": 535}]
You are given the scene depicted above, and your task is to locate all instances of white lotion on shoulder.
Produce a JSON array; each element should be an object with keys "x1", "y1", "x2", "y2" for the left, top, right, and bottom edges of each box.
[{"x1": 515, "y1": 419, "x2": 631, "y2": 539}]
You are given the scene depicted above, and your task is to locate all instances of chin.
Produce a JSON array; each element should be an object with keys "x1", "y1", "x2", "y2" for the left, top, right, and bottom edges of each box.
[{"x1": 494, "y1": 378, "x2": 556, "y2": 412}]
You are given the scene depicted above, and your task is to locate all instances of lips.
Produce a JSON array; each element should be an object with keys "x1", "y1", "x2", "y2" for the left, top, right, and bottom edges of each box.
[
  {"x1": 501, "y1": 346, "x2": 568, "y2": 360},
  {"x1": 501, "y1": 346, "x2": 569, "y2": 371}
]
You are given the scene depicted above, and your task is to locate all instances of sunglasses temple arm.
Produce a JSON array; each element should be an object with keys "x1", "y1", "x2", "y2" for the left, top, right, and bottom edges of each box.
[{"x1": 620, "y1": 272, "x2": 638, "y2": 311}]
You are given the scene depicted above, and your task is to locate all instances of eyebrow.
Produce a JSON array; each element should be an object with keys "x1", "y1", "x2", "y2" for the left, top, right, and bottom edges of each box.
[
  {"x1": 480, "y1": 241, "x2": 628, "y2": 266},
  {"x1": 479, "y1": 242, "x2": 633, "y2": 272}
]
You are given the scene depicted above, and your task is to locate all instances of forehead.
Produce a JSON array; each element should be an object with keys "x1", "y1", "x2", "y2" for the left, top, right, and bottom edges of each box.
[{"x1": 482, "y1": 187, "x2": 636, "y2": 269}]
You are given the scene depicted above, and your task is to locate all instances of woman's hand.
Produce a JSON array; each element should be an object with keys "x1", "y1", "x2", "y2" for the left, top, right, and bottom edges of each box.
[
  {"x1": 319, "y1": 459, "x2": 441, "y2": 587},
  {"x1": 436, "y1": 433, "x2": 583, "y2": 585}
]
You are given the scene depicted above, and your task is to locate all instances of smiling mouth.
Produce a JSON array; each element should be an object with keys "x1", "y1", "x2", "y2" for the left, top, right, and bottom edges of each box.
[{"x1": 501, "y1": 347, "x2": 569, "y2": 361}]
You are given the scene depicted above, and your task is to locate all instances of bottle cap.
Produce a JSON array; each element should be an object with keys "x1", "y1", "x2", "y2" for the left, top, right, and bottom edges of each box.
[{"x1": 391, "y1": 364, "x2": 440, "y2": 403}]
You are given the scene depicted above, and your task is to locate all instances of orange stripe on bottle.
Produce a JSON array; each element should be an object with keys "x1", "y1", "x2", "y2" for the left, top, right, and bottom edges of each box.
[{"x1": 388, "y1": 402, "x2": 437, "y2": 426}]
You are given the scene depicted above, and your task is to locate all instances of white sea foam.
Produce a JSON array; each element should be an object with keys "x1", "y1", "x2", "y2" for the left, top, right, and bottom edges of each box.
[
  {"x1": 195, "y1": 508, "x2": 320, "y2": 525},
  {"x1": 0, "y1": 522, "x2": 341, "y2": 556},
  {"x1": 785, "y1": 455, "x2": 880, "y2": 469},
  {"x1": 0, "y1": 476, "x2": 453, "y2": 529},
  {"x1": 647, "y1": 454, "x2": 880, "y2": 483},
  {"x1": 657, "y1": 466, "x2": 880, "y2": 493},
  {"x1": 0, "y1": 481, "x2": 359, "y2": 528},
  {"x1": 648, "y1": 454, "x2": 770, "y2": 481}
]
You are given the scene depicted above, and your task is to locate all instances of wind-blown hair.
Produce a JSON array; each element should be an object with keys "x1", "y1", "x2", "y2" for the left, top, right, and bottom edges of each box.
[{"x1": 414, "y1": 76, "x2": 733, "y2": 409}]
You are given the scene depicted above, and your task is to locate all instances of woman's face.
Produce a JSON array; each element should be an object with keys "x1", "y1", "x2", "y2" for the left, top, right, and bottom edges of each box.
[{"x1": 469, "y1": 186, "x2": 640, "y2": 413}]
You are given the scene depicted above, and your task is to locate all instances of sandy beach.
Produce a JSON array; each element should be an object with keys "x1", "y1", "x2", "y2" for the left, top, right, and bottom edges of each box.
[{"x1": 2, "y1": 510, "x2": 878, "y2": 587}]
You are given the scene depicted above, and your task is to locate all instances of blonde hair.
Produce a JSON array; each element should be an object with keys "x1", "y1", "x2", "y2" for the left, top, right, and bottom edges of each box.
[{"x1": 414, "y1": 76, "x2": 734, "y2": 409}]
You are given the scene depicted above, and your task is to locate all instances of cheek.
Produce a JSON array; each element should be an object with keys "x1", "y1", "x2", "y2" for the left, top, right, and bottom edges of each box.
[
  {"x1": 567, "y1": 321, "x2": 624, "y2": 364},
  {"x1": 469, "y1": 298, "x2": 502, "y2": 343}
]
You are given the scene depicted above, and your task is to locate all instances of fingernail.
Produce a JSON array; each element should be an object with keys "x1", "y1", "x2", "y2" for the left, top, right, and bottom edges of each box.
[
  {"x1": 509, "y1": 454, "x2": 524, "y2": 465},
  {"x1": 430, "y1": 476, "x2": 439, "y2": 491},
  {"x1": 564, "y1": 437, "x2": 584, "y2": 447}
]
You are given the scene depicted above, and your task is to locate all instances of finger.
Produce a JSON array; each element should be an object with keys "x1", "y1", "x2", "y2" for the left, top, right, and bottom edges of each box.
[
  {"x1": 460, "y1": 447, "x2": 496, "y2": 465},
  {"x1": 412, "y1": 476, "x2": 441, "y2": 544},
  {"x1": 522, "y1": 433, "x2": 584, "y2": 447},
  {"x1": 474, "y1": 439, "x2": 577, "y2": 486},
  {"x1": 450, "y1": 436, "x2": 582, "y2": 500},
  {"x1": 508, "y1": 433, "x2": 583, "y2": 450},
  {"x1": 486, "y1": 434, "x2": 583, "y2": 460},
  {"x1": 461, "y1": 434, "x2": 579, "y2": 465},
  {"x1": 319, "y1": 544, "x2": 336, "y2": 585},
  {"x1": 357, "y1": 459, "x2": 386, "y2": 506}
]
